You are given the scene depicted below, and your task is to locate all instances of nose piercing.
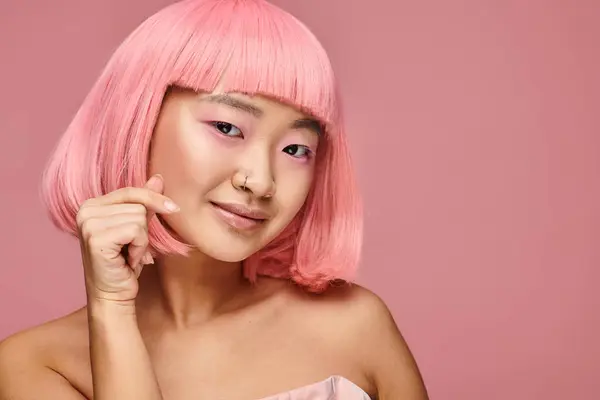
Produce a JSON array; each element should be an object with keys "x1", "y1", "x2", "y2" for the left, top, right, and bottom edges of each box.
[{"x1": 241, "y1": 175, "x2": 248, "y2": 191}]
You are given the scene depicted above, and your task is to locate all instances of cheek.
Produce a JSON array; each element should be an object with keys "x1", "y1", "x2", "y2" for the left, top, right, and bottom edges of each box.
[
  {"x1": 275, "y1": 167, "x2": 315, "y2": 218},
  {"x1": 149, "y1": 125, "x2": 232, "y2": 198}
]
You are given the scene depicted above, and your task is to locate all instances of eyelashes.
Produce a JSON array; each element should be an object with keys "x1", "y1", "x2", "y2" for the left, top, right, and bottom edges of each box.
[
  {"x1": 282, "y1": 144, "x2": 313, "y2": 159},
  {"x1": 208, "y1": 121, "x2": 315, "y2": 160},
  {"x1": 211, "y1": 121, "x2": 242, "y2": 137}
]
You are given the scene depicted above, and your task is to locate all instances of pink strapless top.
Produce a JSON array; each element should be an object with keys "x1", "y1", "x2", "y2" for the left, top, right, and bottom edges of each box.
[{"x1": 259, "y1": 375, "x2": 372, "y2": 400}]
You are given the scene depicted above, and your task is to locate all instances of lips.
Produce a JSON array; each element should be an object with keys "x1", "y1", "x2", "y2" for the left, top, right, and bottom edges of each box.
[
  {"x1": 210, "y1": 201, "x2": 269, "y2": 220},
  {"x1": 210, "y1": 201, "x2": 269, "y2": 231}
]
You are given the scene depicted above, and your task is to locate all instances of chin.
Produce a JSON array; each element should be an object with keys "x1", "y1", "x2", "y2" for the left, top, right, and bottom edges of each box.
[
  {"x1": 164, "y1": 206, "x2": 292, "y2": 262},
  {"x1": 202, "y1": 246, "x2": 257, "y2": 263},
  {"x1": 176, "y1": 227, "x2": 261, "y2": 262},
  {"x1": 174, "y1": 226, "x2": 265, "y2": 263}
]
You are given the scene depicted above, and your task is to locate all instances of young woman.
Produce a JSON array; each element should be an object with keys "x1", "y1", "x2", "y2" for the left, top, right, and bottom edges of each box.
[{"x1": 0, "y1": 0, "x2": 429, "y2": 399}]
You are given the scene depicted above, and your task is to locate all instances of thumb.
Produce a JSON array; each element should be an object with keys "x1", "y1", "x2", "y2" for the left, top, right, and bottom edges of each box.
[
  {"x1": 144, "y1": 174, "x2": 165, "y2": 221},
  {"x1": 145, "y1": 174, "x2": 165, "y2": 194},
  {"x1": 135, "y1": 174, "x2": 165, "y2": 268}
]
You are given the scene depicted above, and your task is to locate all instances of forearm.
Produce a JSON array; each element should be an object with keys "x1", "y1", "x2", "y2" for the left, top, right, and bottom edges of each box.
[{"x1": 88, "y1": 301, "x2": 163, "y2": 400}]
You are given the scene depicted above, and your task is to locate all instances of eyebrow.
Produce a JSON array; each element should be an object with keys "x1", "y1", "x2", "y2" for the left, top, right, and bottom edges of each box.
[
  {"x1": 202, "y1": 93, "x2": 323, "y2": 136},
  {"x1": 203, "y1": 93, "x2": 263, "y2": 117},
  {"x1": 291, "y1": 119, "x2": 323, "y2": 136}
]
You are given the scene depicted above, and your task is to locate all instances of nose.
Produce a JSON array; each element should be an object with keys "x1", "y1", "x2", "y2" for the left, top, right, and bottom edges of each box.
[{"x1": 234, "y1": 144, "x2": 276, "y2": 199}]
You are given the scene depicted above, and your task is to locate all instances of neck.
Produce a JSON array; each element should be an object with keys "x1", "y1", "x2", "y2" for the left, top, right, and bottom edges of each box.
[{"x1": 136, "y1": 250, "x2": 251, "y2": 329}]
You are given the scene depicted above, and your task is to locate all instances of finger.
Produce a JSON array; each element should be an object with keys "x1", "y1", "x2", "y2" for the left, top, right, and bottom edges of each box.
[
  {"x1": 125, "y1": 223, "x2": 150, "y2": 272},
  {"x1": 144, "y1": 174, "x2": 165, "y2": 222},
  {"x1": 145, "y1": 174, "x2": 164, "y2": 194},
  {"x1": 113, "y1": 222, "x2": 150, "y2": 272},
  {"x1": 87, "y1": 222, "x2": 149, "y2": 274},
  {"x1": 80, "y1": 213, "x2": 147, "y2": 240},
  {"x1": 77, "y1": 204, "x2": 147, "y2": 225},
  {"x1": 83, "y1": 186, "x2": 179, "y2": 214},
  {"x1": 131, "y1": 262, "x2": 145, "y2": 279},
  {"x1": 140, "y1": 174, "x2": 166, "y2": 265},
  {"x1": 129, "y1": 244, "x2": 154, "y2": 272}
]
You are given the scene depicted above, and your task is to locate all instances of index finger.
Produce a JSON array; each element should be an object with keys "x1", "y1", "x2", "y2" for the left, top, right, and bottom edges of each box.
[{"x1": 84, "y1": 187, "x2": 180, "y2": 214}]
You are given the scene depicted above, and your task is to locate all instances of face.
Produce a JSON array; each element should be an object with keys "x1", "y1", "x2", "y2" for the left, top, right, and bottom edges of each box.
[{"x1": 148, "y1": 88, "x2": 322, "y2": 262}]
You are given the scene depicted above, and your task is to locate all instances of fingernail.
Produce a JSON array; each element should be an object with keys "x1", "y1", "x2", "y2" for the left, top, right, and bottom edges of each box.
[
  {"x1": 164, "y1": 200, "x2": 180, "y2": 212},
  {"x1": 147, "y1": 175, "x2": 160, "y2": 185},
  {"x1": 142, "y1": 253, "x2": 154, "y2": 265}
]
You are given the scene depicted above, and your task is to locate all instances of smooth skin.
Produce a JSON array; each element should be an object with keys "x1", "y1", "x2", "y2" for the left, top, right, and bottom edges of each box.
[{"x1": 0, "y1": 89, "x2": 429, "y2": 400}]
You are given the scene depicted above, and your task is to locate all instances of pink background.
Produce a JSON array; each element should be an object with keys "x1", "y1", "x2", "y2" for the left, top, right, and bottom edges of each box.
[{"x1": 1, "y1": 0, "x2": 598, "y2": 398}]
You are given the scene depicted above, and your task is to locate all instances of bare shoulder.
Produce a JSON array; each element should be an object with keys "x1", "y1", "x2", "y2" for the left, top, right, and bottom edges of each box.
[
  {"x1": 286, "y1": 283, "x2": 430, "y2": 400},
  {"x1": 0, "y1": 308, "x2": 90, "y2": 399},
  {"x1": 286, "y1": 283, "x2": 402, "y2": 340}
]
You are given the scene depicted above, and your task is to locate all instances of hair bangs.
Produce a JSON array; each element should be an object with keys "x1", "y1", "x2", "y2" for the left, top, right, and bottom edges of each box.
[{"x1": 165, "y1": 0, "x2": 338, "y2": 126}]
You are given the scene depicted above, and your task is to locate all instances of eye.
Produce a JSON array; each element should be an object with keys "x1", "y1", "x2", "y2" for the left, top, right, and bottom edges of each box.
[
  {"x1": 283, "y1": 144, "x2": 313, "y2": 159},
  {"x1": 210, "y1": 121, "x2": 243, "y2": 137}
]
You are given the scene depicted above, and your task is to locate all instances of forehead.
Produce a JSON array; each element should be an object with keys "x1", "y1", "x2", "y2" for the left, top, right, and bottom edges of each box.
[{"x1": 199, "y1": 91, "x2": 309, "y2": 119}]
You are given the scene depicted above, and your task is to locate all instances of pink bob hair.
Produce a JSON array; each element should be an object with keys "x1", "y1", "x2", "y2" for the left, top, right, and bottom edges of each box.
[{"x1": 41, "y1": 0, "x2": 362, "y2": 293}]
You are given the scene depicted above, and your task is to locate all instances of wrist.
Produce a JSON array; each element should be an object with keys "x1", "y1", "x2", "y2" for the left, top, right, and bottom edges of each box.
[{"x1": 87, "y1": 297, "x2": 137, "y2": 320}]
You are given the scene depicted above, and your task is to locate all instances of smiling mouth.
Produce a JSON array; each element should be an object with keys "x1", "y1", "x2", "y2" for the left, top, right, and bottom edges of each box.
[{"x1": 210, "y1": 202, "x2": 267, "y2": 231}]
